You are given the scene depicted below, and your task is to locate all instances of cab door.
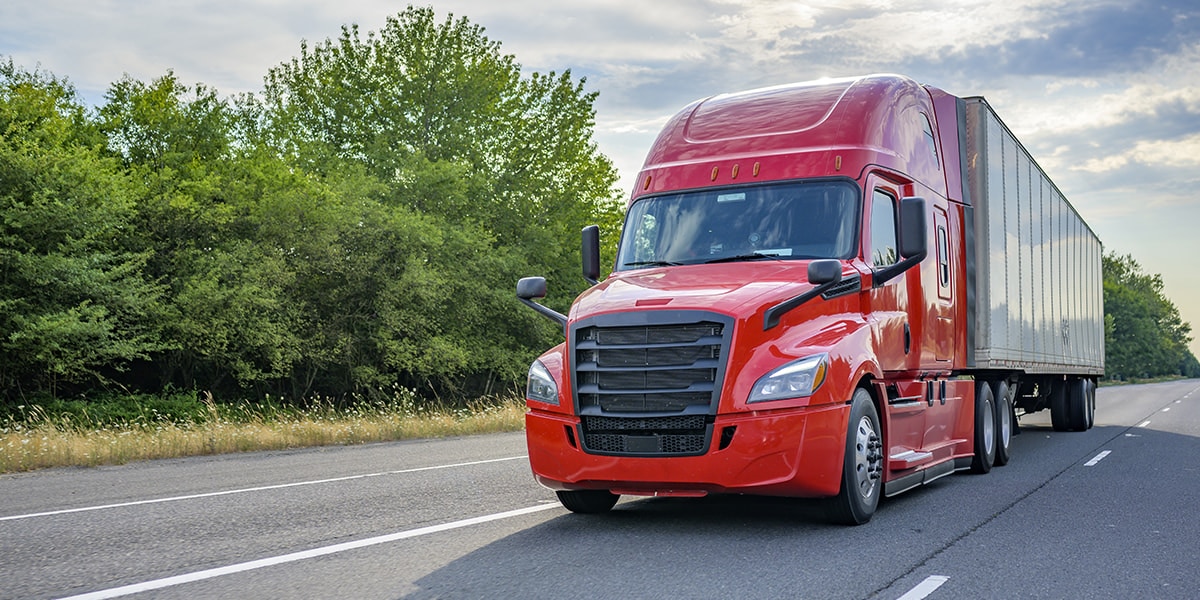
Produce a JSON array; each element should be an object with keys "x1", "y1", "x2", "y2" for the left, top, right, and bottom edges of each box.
[
  {"x1": 921, "y1": 201, "x2": 964, "y2": 456},
  {"x1": 863, "y1": 175, "x2": 922, "y2": 458}
]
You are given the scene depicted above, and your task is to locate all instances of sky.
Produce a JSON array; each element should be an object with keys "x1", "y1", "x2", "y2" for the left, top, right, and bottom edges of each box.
[{"x1": 3, "y1": 0, "x2": 1199, "y2": 358}]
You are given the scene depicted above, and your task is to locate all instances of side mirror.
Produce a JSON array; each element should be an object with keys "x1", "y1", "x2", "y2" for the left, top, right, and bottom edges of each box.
[
  {"x1": 582, "y1": 225, "x2": 600, "y2": 285},
  {"x1": 807, "y1": 259, "x2": 843, "y2": 285},
  {"x1": 516, "y1": 276, "x2": 567, "y2": 332},
  {"x1": 873, "y1": 197, "x2": 929, "y2": 287},
  {"x1": 898, "y1": 197, "x2": 928, "y2": 260},
  {"x1": 517, "y1": 276, "x2": 548, "y2": 300}
]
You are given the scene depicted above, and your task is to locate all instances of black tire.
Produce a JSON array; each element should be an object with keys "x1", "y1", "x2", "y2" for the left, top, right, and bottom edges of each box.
[
  {"x1": 970, "y1": 381, "x2": 996, "y2": 474},
  {"x1": 992, "y1": 380, "x2": 1012, "y2": 467},
  {"x1": 1050, "y1": 380, "x2": 1070, "y2": 432},
  {"x1": 1085, "y1": 378, "x2": 1096, "y2": 429},
  {"x1": 1067, "y1": 378, "x2": 1089, "y2": 431},
  {"x1": 556, "y1": 490, "x2": 619, "y2": 514},
  {"x1": 825, "y1": 388, "x2": 883, "y2": 526}
]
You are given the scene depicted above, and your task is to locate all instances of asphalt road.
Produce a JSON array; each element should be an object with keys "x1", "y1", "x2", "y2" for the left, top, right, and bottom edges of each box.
[{"x1": 2, "y1": 379, "x2": 1198, "y2": 599}]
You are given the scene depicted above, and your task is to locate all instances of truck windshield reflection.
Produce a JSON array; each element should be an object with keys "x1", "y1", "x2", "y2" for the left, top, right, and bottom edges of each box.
[{"x1": 616, "y1": 181, "x2": 861, "y2": 270}]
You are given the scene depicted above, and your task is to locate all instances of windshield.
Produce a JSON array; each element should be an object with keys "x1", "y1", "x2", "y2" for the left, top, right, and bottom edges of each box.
[{"x1": 616, "y1": 180, "x2": 860, "y2": 270}]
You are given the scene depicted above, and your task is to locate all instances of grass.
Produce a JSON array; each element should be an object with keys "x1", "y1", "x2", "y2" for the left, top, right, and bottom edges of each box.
[{"x1": 0, "y1": 390, "x2": 526, "y2": 474}]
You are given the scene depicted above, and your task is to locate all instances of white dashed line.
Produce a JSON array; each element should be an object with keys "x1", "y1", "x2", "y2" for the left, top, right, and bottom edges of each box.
[
  {"x1": 1137, "y1": 421, "x2": 1151, "y2": 428},
  {"x1": 896, "y1": 576, "x2": 950, "y2": 600},
  {"x1": 1084, "y1": 450, "x2": 1111, "y2": 467}
]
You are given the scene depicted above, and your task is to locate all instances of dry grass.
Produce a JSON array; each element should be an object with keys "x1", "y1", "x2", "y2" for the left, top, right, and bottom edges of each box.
[{"x1": 0, "y1": 394, "x2": 526, "y2": 473}]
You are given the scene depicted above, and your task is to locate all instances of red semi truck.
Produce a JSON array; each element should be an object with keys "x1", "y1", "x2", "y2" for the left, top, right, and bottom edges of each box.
[{"x1": 516, "y1": 74, "x2": 1104, "y2": 524}]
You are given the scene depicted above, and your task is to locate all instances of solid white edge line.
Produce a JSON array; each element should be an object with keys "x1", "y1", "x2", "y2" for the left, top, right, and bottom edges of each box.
[
  {"x1": 896, "y1": 575, "x2": 949, "y2": 600},
  {"x1": 2, "y1": 456, "x2": 527, "y2": 522},
  {"x1": 1084, "y1": 450, "x2": 1111, "y2": 467},
  {"x1": 55, "y1": 503, "x2": 560, "y2": 600}
]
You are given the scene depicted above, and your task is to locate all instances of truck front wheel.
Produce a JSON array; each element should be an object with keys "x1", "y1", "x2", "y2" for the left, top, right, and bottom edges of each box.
[
  {"x1": 825, "y1": 388, "x2": 883, "y2": 525},
  {"x1": 556, "y1": 490, "x2": 619, "y2": 514}
]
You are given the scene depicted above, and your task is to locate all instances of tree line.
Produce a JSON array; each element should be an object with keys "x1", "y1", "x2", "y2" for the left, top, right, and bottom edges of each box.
[
  {"x1": 1, "y1": 8, "x2": 1195, "y2": 408},
  {"x1": 1, "y1": 7, "x2": 622, "y2": 404},
  {"x1": 1103, "y1": 253, "x2": 1200, "y2": 380}
]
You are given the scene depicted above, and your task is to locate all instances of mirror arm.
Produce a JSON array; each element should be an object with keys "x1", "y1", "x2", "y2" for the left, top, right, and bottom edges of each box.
[{"x1": 519, "y1": 298, "x2": 568, "y2": 334}]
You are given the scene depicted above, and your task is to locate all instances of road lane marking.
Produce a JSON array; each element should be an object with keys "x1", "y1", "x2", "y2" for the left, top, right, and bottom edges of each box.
[
  {"x1": 1137, "y1": 421, "x2": 1152, "y2": 428},
  {"x1": 1, "y1": 456, "x2": 528, "y2": 522},
  {"x1": 1084, "y1": 450, "x2": 1111, "y2": 467},
  {"x1": 54, "y1": 503, "x2": 561, "y2": 600},
  {"x1": 896, "y1": 576, "x2": 949, "y2": 600},
  {"x1": 1162, "y1": 407, "x2": 1171, "y2": 412}
]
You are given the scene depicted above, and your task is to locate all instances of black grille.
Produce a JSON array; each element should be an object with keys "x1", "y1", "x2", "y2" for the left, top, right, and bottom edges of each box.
[
  {"x1": 572, "y1": 315, "x2": 729, "y2": 456},
  {"x1": 585, "y1": 415, "x2": 707, "y2": 431},
  {"x1": 582, "y1": 415, "x2": 709, "y2": 455}
]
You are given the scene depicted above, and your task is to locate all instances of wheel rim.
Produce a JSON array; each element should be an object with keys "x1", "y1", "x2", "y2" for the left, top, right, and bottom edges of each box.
[
  {"x1": 981, "y1": 396, "x2": 995, "y2": 456},
  {"x1": 999, "y1": 397, "x2": 1011, "y2": 448},
  {"x1": 853, "y1": 415, "x2": 882, "y2": 500}
]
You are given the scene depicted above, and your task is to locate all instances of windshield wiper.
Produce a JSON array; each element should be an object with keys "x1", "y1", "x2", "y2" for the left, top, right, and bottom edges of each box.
[
  {"x1": 703, "y1": 253, "x2": 785, "y2": 264},
  {"x1": 623, "y1": 260, "x2": 684, "y2": 268}
]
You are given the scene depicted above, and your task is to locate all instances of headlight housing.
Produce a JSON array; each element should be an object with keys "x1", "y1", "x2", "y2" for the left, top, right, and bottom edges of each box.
[
  {"x1": 526, "y1": 360, "x2": 559, "y2": 405},
  {"x1": 747, "y1": 354, "x2": 829, "y2": 403}
]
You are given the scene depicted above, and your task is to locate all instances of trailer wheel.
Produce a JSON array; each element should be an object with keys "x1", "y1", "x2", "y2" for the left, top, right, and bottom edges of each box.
[
  {"x1": 1067, "y1": 378, "x2": 1089, "y2": 431},
  {"x1": 825, "y1": 389, "x2": 882, "y2": 525},
  {"x1": 970, "y1": 381, "x2": 996, "y2": 473},
  {"x1": 1050, "y1": 380, "x2": 1070, "y2": 432},
  {"x1": 1085, "y1": 378, "x2": 1096, "y2": 429},
  {"x1": 992, "y1": 380, "x2": 1012, "y2": 466},
  {"x1": 556, "y1": 490, "x2": 619, "y2": 514}
]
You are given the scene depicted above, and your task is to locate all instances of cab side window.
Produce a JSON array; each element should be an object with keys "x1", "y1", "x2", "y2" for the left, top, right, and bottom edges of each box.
[{"x1": 870, "y1": 190, "x2": 898, "y2": 267}]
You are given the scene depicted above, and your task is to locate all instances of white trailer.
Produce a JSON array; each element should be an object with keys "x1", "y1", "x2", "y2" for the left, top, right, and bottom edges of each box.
[{"x1": 961, "y1": 97, "x2": 1103, "y2": 430}]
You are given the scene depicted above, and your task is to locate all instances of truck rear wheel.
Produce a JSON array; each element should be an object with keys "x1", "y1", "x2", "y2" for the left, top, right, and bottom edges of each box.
[
  {"x1": 1067, "y1": 378, "x2": 1090, "y2": 431},
  {"x1": 1085, "y1": 378, "x2": 1096, "y2": 429},
  {"x1": 970, "y1": 381, "x2": 996, "y2": 473},
  {"x1": 556, "y1": 490, "x2": 619, "y2": 514},
  {"x1": 1050, "y1": 380, "x2": 1070, "y2": 432},
  {"x1": 992, "y1": 380, "x2": 1012, "y2": 466},
  {"x1": 825, "y1": 388, "x2": 882, "y2": 525}
]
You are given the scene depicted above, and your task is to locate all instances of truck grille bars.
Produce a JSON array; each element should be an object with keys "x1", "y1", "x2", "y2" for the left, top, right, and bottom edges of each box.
[{"x1": 572, "y1": 312, "x2": 732, "y2": 456}]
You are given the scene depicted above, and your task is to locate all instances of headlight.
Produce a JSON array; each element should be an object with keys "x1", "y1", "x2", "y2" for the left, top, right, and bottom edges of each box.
[
  {"x1": 526, "y1": 360, "x2": 559, "y2": 405},
  {"x1": 747, "y1": 354, "x2": 829, "y2": 403}
]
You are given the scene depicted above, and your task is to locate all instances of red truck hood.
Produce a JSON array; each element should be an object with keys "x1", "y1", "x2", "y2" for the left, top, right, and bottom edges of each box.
[{"x1": 571, "y1": 262, "x2": 819, "y2": 320}]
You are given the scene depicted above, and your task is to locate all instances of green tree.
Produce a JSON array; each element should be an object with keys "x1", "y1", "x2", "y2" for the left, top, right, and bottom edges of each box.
[
  {"x1": 0, "y1": 60, "x2": 165, "y2": 398},
  {"x1": 1103, "y1": 252, "x2": 1196, "y2": 379},
  {"x1": 256, "y1": 7, "x2": 623, "y2": 396},
  {"x1": 98, "y1": 73, "x2": 305, "y2": 393},
  {"x1": 261, "y1": 6, "x2": 622, "y2": 285}
]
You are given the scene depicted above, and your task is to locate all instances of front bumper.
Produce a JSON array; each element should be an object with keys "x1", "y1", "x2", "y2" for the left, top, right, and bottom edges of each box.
[{"x1": 526, "y1": 403, "x2": 849, "y2": 498}]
